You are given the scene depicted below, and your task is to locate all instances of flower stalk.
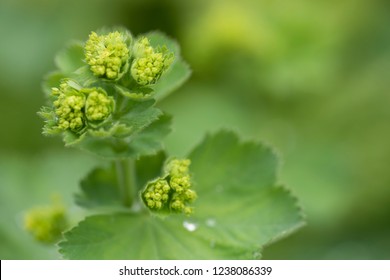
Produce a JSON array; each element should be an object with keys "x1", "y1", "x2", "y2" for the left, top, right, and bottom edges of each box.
[{"x1": 115, "y1": 159, "x2": 137, "y2": 208}]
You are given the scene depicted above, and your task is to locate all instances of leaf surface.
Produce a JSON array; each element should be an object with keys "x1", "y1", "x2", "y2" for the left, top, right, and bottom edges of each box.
[{"x1": 59, "y1": 131, "x2": 304, "y2": 259}]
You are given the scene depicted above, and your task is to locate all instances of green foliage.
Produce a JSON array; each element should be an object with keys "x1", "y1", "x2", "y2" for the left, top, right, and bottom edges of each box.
[
  {"x1": 34, "y1": 27, "x2": 304, "y2": 260},
  {"x1": 2, "y1": 0, "x2": 390, "y2": 260},
  {"x1": 59, "y1": 131, "x2": 304, "y2": 259}
]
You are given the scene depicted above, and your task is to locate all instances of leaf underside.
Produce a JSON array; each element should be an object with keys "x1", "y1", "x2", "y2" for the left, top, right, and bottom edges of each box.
[{"x1": 59, "y1": 131, "x2": 305, "y2": 259}]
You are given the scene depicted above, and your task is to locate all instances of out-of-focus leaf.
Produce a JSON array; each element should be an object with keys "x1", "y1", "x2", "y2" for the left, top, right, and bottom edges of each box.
[
  {"x1": 54, "y1": 41, "x2": 85, "y2": 74},
  {"x1": 42, "y1": 71, "x2": 66, "y2": 96},
  {"x1": 75, "y1": 164, "x2": 122, "y2": 209}
]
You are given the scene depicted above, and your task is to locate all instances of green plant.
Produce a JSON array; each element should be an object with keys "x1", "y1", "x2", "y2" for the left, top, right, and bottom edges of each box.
[{"x1": 31, "y1": 27, "x2": 305, "y2": 259}]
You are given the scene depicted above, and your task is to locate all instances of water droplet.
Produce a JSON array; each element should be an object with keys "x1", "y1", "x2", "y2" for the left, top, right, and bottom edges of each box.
[
  {"x1": 209, "y1": 239, "x2": 216, "y2": 248},
  {"x1": 253, "y1": 251, "x2": 262, "y2": 259},
  {"x1": 183, "y1": 220, "x2": 198, "y2": 232},
  {"x1": 206, "y1": 218, "x2": 216, "y2": 227}
]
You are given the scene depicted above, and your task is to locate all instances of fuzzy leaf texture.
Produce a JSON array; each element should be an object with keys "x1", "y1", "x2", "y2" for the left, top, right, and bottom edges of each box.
[{"x1": 59, "y1": 131, "x2": 305, "y2": 259}]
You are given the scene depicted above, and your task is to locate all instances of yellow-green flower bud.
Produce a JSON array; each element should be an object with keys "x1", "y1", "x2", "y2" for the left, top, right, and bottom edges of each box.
[
  {"x1": 141, "y1": 158, "x2": 197, "y2": 216},
  {"x1": 50, "y1": 81, "x2": 114, "y2": 132},
  {"x1": 84, "y1": 88, "x2": 114, "y2": 122},
  {"x1": 24, "y1": 204, "x2": 68, "y2": 244},
  {"x1": 85, "y1": 31, "x2": 131, "y2": 80},
  {"x1": 165, "y1": 158, "x2": 191, "y2": 177},
  {"x1": 133, "y1": 37, "x2": 154, "y2": 57},
  {"x1": 131, "y1": 37, "x2": 173, "y2": 86},
  {"x1": 143, "y1": 179, "x2": 170, "y2": 210},
  {"x1": 52, "y1": 83, "x2": 86, "y2": 132}
]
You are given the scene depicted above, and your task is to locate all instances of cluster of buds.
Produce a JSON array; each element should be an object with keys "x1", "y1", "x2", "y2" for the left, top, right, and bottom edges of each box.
[
  {"x1": 131, "y1": 37, "x2": 173, "y2": 86},
  {"x1": 51, "y1": 81, "x2": 114, "y2": 133},
  {"x1": 142, "y1": 158, "x2": 197, "y2": 215},
  {"x1": 85, "y1": 31, "x2": 131, "y2": 80},
  {"x1": 24, "y1": 203, "x2": 68, "y2": 243},
  {"x1": 41, "y1": 29, "x2": 174, "y2": 138},
  {"x1": 84, "y1": 89, "x2": 114, "y2": 122},
  {"x1": 143, "y1": 179, "x2": 171, "y2": 210},
  {"x1": 84, "y1": 31, "x2": 173, "y2": 85},
  {"x1": 52, "y1": 83, "x2": 85, "y2": 131}
]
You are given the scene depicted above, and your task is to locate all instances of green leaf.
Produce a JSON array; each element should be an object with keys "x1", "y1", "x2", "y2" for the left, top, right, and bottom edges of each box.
[
  {"x1": 188, "y1": 131, "x2": 304, "y2": 253},
  {"x1": 59, "y1": 131, "x2": 304, "y2": 259},
  {"x1": 115, "y1": 84, "x2": 154, "y2": 100},
  {"x1": 135, "y1": 151, "x2": 167, "y2": 193},
  {"x1": 128, "y1": 113, "x2": 172, "y2": 156},
  {"x1": 153, "y1": 59, "x2": 191, "y2": 102},
  {"x1": 144, "y1": 32, "x2": 191, "y2": 101},
  {"x1": 59, "y1": 213, "x2": 245, "y2": 259},
  {"x1": 75, "y1": 164, "x2": 122, "y2": 209},
  {"x1": 54, "y1": 41, "x2": 85, "y2": 74},
  {"x1": 117, "y1": 99, "x2": 161, "y2": 132}
]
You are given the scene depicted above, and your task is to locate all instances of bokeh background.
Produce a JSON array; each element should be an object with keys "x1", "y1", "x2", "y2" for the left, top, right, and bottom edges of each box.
[{"x1": 1, "y1": 0, "x2": 390, "y2": 259}]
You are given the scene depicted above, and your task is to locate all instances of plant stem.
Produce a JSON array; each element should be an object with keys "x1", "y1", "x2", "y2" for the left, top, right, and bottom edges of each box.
[{"x1": 115, "y1": 159, "x2": 137, "y2": 208}]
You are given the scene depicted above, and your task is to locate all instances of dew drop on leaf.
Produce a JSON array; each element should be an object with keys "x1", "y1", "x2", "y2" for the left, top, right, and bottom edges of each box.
[
  {"x1": 253, "y1": 251, "x2": 262, "y2": 259},
  {"x1": 183, "y1": 220, "x2": 198, "y2": 232}
]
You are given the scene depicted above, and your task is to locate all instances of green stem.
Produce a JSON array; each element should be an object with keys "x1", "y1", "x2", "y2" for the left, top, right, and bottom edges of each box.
[{"x1": 115, "y1": 159, "x2": 137, "y2": 208}]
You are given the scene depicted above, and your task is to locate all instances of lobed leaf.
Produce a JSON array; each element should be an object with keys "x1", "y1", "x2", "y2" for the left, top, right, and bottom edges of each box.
[
  {"x1": 60, "y1": 131, "x2": 305, "y2": 259},
  {"x1": 75, "y1": 164, "x2": 122, "y2": 209}
]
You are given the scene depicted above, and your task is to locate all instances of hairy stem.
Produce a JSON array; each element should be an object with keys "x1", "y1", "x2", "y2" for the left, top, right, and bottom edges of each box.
[{"x1": 115, "y1": 159, "x2": 137, "y2": 208}]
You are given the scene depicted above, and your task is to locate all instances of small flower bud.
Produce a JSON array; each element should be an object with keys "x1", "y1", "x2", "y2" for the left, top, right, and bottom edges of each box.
[
  {"x1": 84, "y1": 88, "x2": 114, "y2": 122},
  {"x1": 47, "y1": 81, "x2": 114, "y2": 133},
  {"x1": 131, "y1": 37, "x2": 173, "y2": 86},
  {"x1": 141, "y1": 158, "x2": 197, "y2": 216},
  {"x1": 165, "y1": 158, "x2": 191, "y2": 177},
  {"x1": 184, "y1": 207, "x2": 193, "y2": 215},
  {"x1": 85, "y1": 31, "x2": 131, "y2": 80},
  {"x1": 24, "y1": 204, "x2": 68, "y2": 244},
  {"x1": 52, "y1": 83, "x2": 86, "y2": 132}
]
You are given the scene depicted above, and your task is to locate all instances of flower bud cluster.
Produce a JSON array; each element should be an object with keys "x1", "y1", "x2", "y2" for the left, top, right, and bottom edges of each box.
[
  {"x1": 51, "y1": 82, "x2": 114, "y2": 132},
  {"x1": 52, "y1": 83, "x2": 86, "y2": 131},
  {"x1": 142, "y1": 158, "x2": 197, "y2": 215},
  {"x1": 131, "y1": 37, "x2": 173, "y2": 86},
  {"x1": 85, "y1": 90, "x2": 114, "y2": 122},
  {"x1": 143, "y1": 179, "x2": 171, "y2": 210},
  {"x1": 24, "y1": 204, "x2": 68, "y2": 243},
  {"x1": 85, "y1": 31, "x2": 130, "y2": 80}
]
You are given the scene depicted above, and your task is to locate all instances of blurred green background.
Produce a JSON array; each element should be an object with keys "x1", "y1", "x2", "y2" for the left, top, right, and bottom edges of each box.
[{"x1": 1, "y1": 0, "x2": 389, "y2": 259}]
